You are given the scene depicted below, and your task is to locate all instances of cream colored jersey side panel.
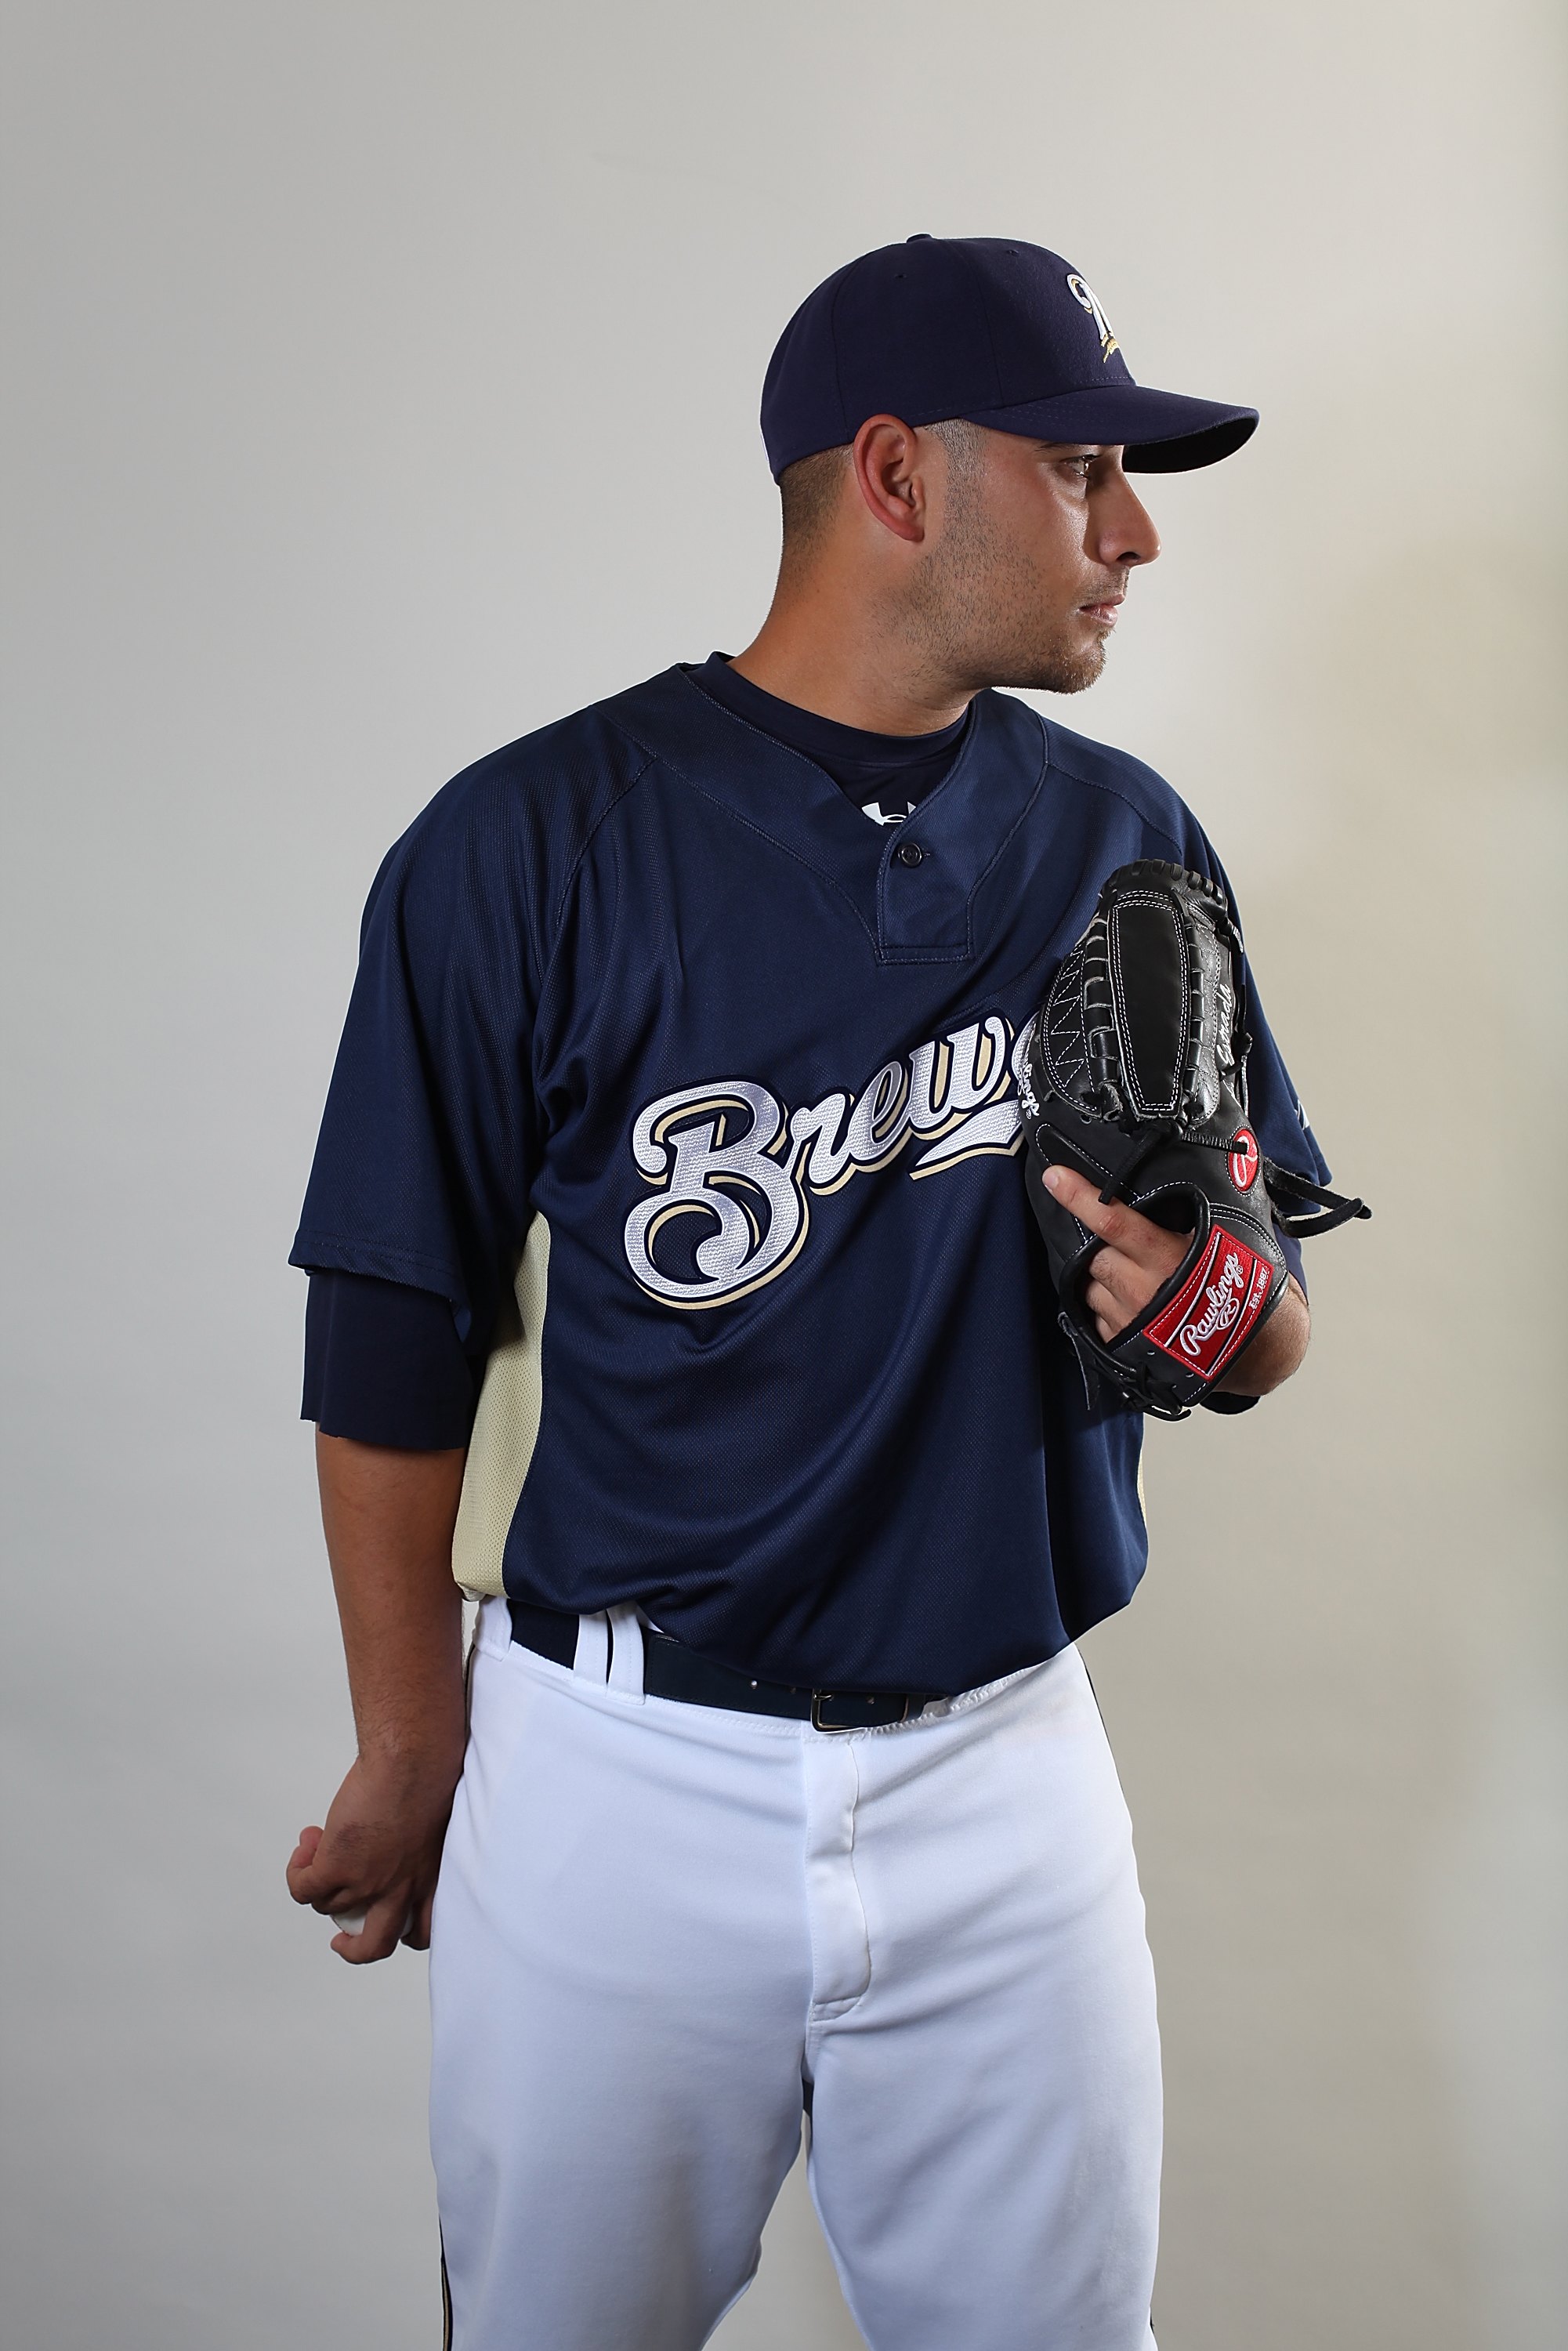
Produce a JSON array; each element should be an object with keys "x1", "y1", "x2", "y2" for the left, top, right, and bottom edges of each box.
[{"x1": 451, "y1": 1213, "x2": 551, "y2": 1598}]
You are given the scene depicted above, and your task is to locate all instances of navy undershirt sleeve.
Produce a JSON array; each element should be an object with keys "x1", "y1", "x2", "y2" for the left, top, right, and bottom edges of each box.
[{"x1": 303, "y1": 1269, "x2": 480, "y2": 1449}]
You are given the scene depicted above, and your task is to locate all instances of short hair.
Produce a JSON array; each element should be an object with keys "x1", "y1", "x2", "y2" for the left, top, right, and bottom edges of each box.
[
  {"x1": 778, "y1": 444, "x2": 852, "y2": 559},
  {"x1": 777, "y1": 419, "x2": 985, "y2": 562}
]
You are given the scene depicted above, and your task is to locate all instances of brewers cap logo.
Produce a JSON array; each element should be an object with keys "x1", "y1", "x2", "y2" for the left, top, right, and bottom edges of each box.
[{"x1": 1066, "y1": 273, "x2": 1118, "y2": 362}]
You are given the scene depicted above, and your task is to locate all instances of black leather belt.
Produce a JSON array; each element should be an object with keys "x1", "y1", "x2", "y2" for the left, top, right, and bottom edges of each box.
[{"x1": 508, "y1": 1599, "x2": 940, "y2": 1732}]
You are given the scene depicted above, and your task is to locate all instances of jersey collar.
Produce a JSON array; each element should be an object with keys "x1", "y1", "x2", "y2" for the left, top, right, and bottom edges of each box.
[{"x1": 603, "y1": 666, "x2": 1050, "y2": 963}]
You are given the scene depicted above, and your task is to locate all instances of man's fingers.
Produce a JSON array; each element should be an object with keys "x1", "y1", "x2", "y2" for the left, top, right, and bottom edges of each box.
[
  {"x1": 1041, "y1": 1163, "x2": 1129, "y2": 1244},
  {"x1": 287, "y1": 1836, "x2": 373, "y2": 1918},
  {"x1": 1085, "y1": 1246, "x2": 1139, "y2": 1305},
  {"x1": 287, "y1": 1860, "x2": 357, "y2": 1914},
  {"x1": 291, "y1": 1752, "x2": 458, "y2": 1962},
  {"x1": 293, "y1": 1857, "x2": 397, "y2": 1922},
  {"x1": 1044, "y1": 1168, "x2": 1188, "y2": 1283},
  {"x1": 285, "y1": 1828, "x2": 349, "y2": 1911},
  {"x1": 331, "y1": 1891, "x2": 414, "y2": 1966},
  {"x1": 404, "y1": 1889, "x2": 436, "y2": 1952},
  {"x1": 1080, "y1": 1221, "x2": 1194, "y2": 1343},
  {"x1": 1084, "y1": 1277, "x2": 1124, "y2": 1339},
  {"x1": 286, "y1": 1824, "x2": 324, "y2": 1884}
]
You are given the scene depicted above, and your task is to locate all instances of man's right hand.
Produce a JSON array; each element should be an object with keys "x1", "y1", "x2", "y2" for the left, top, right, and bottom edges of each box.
[
  {"x1": 289, "y1": 1432, "x2": 470, "y2": 1964},
  {"x1": 287, "y1": 1746, "x2": 463, "y2": 1963}
]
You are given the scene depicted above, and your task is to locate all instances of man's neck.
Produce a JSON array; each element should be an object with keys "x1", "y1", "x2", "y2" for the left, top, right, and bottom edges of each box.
[{"x1": 729, "y1": 592, "x2": 975, "y2": 737}]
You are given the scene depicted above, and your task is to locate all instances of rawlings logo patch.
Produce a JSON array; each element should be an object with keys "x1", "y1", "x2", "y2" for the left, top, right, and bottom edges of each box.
[
  {"x1": 1144, "y1": 1227, "x2": 1273, "y2": 1378},
  {"x1": 1229, "y1": 1127, "x2": 1259, "y2": 1191}
]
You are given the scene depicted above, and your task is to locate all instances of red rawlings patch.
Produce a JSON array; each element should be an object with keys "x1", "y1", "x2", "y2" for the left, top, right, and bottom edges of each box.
[
  {"x1": 1229, "y1": 1127, "x2": 1259, "y2": 1191},
  {"x1": 1143, "y1": 1226, "x2": 1274, "y2": 1382}
]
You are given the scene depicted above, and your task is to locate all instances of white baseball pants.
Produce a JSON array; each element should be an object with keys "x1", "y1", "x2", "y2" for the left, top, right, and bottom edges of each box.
[{"x1": 429, "y1": 1599, "x2": 1161, "y2": 2350}]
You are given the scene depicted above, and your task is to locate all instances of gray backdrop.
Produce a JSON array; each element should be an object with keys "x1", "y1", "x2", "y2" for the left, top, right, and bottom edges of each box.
[{"x1": 3, "y1": 3, "x2": 1563, "y2": 2346}]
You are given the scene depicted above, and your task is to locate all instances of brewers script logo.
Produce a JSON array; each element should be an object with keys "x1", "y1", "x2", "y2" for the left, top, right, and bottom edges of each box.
[
  {"x1": 1066, "y1": 273, "x2": 1118, "y2": 361},
  {"x1": 624, "y1": 1017, "x2": 1029, "y2": 1308}
]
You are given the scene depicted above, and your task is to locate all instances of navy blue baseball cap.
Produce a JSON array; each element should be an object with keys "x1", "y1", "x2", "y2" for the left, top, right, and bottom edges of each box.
[{"x1": 761, "y1": 234, "x2": 1257, "y2": 479}]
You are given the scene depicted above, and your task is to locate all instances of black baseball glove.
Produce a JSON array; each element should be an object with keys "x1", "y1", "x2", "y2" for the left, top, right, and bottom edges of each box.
[{"x1": 1019, "y1": 860, "x2": 1368, "y2": 1420}]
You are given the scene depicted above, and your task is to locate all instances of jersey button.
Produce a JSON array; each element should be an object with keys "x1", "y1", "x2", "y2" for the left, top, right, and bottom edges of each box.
[{"x1": 894, "y1": 839, "x2": 925, "y2": 868}]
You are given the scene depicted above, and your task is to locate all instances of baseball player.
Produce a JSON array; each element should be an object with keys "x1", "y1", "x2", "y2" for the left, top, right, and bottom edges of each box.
[{"x1": 286, "y1": 235, "x2": 1342, "y2": 2349}]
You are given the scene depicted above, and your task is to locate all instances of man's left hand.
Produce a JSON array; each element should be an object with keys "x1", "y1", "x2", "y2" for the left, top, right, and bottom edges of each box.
[{"x1": 1040, "y1": 1163, "x2": 1310, "y2": 1396}]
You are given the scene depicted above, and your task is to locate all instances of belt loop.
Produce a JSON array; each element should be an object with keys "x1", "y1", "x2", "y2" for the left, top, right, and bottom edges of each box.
[
  {"x1": 572, "y1": 1611, "x2": 610, "y2": 1682},
  {"x1": 607, "y1": 1604, "x2": 645, "y2": 1697}
]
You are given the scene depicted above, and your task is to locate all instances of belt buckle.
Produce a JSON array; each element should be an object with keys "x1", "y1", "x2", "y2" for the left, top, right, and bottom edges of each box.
[{"x1": 811, "y1": 1690, "x2": 911, "y2": 1733}]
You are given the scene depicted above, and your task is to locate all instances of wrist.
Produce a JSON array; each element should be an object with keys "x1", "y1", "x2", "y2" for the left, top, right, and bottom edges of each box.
[
  {"x1": 353, "y1": 1714, "x2": 467, "y2": 1788},
  {"x1": 1215, "y1": 1276, "x2": 1309, "y2": 1396}
]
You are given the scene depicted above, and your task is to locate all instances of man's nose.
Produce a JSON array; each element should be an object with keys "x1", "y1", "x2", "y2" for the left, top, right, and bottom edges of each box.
[{"x1": 1095, "y1": 476, "x2": 1161, "y2": 568}]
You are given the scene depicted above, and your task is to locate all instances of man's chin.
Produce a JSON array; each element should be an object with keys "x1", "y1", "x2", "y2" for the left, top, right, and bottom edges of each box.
[{"x1": 1007, "y1": 639, "x2": 1108, "y2": 696}]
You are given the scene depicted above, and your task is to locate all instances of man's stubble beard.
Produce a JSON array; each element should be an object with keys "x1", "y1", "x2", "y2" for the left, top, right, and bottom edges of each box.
[
  {"x1": 998, "y1": 628, "x2": 1109, "y2": 696},
  {"x1": 911, "y1": 490, "x2": 1112, "y2": 698}
]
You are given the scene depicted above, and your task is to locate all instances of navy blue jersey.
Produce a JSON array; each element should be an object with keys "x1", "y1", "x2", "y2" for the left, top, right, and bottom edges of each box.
[
  {"x1": 299, "y1": 661, "x2": 977, "y2": 1449},
  {"x1": 292, "y1": 666, "x2": 1327, "y2": 1695}
]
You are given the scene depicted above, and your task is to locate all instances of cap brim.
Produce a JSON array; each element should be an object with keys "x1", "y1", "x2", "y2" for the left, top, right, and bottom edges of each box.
[{"x1": 961, "y1": 384, "x2": 1258, "y2": 473}]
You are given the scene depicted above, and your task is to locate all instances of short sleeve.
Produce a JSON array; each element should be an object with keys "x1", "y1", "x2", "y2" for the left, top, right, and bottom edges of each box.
[{"x1": 289, "y1": 778, "x2": 544, "y2": 1352}]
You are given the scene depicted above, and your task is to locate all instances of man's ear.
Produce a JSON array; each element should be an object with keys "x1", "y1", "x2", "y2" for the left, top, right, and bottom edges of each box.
[{"x1": 850, "y1": 415, "x2": 929, "y2": 545}]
